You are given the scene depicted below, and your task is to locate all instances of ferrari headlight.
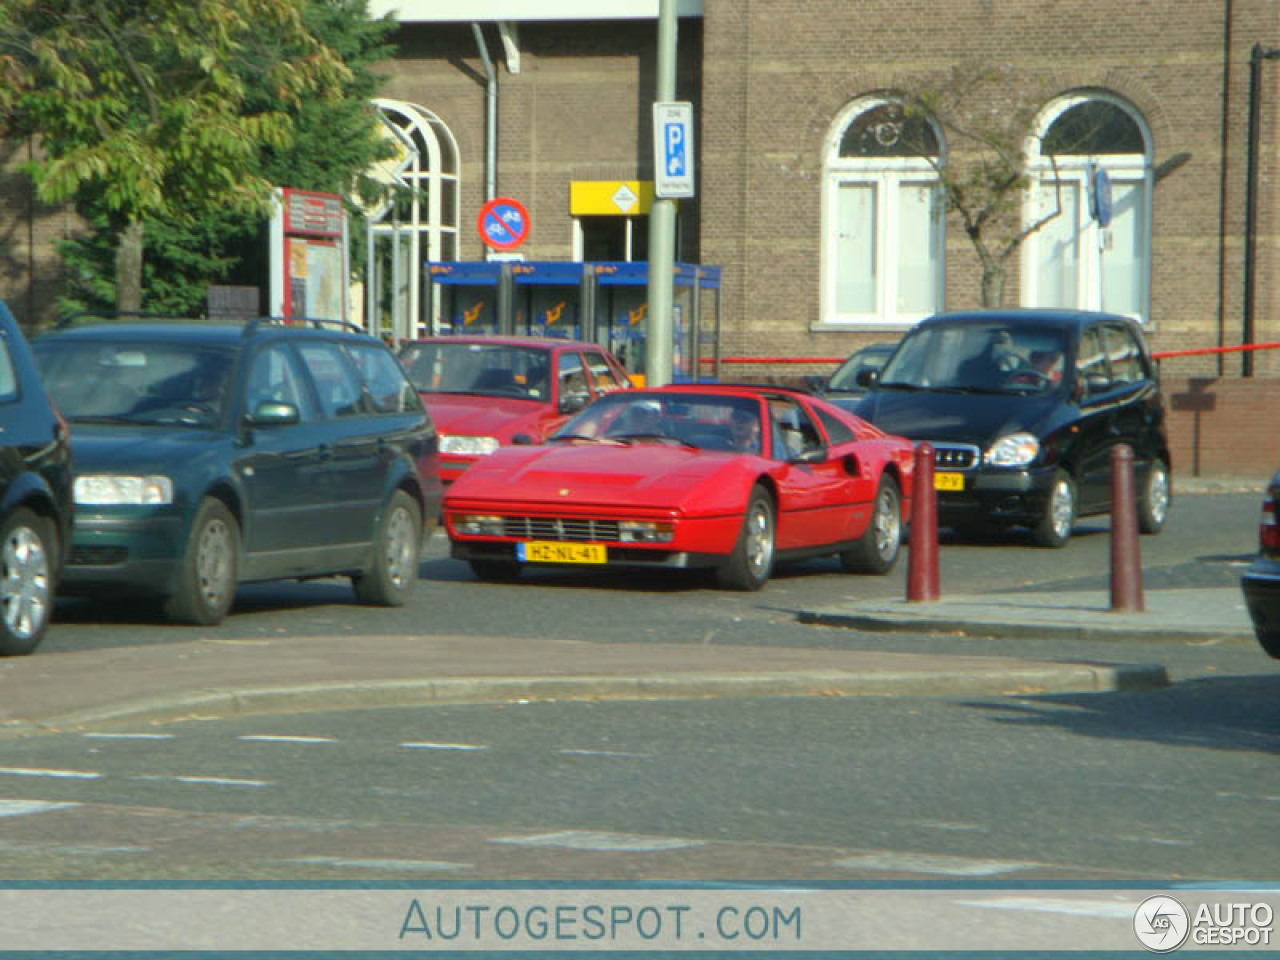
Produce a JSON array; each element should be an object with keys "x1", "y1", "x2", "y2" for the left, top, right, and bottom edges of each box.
[
  {"x1": 74, "y1": 475, "x2": 174, "y2": 506},
  {"x1": 454, "y1": 514, "x2": 506, "y2": 536},
  {"x1": 440, "y1": 434, "x2": 500, "y2": 456},
  {"x1": 618, "y1": 520, "x2": 675, "y2": 543},
  {"x1": 985, "y1": 432, "x2": 1040, "y2": 468}
]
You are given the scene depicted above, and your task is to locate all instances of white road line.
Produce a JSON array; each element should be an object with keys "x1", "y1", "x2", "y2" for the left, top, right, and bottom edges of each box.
[
  {"x1": 0, "y1": 799, "x2": 80, "y2": 817},
  {"x1": 133, "y1": 775, "x2": 269, "y2": 787},
  {"x1": 0, "y1": 766, "x2": 102, "y2": 780},
  {"x1": 238, "y1": 735, "x2": 336, "y2": 743},
  {"x1": 492, "y1": 830, "x2": 704, "y2": 852},
  {"x1": 81, "y1": 733, "x2": 176, "y2": 740},
  {"x1": 832, "y1": 852, "x2": 1040, "y2": 876},
  {"x1": 399, "y1": 742, "x2": 488, "y2": 751},
  {"x1": 559, "y1": 748, "x2": 651, "y2": 758},
  {"x1": 287, "y1": 857, "x2": 471, "y2": 872}
]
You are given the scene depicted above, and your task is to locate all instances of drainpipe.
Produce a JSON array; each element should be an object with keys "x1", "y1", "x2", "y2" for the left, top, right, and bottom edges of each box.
[
  {"x1": 472, "y1": 23, "x2": 497, "y2": 204},
  {"x1": 1243, "y1": 42, "x2": 1280, "y2": 377}
]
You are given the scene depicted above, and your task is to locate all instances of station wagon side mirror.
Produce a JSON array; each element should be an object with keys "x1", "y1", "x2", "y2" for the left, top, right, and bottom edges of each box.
[
  {"x1": 855, "y1": 369, "x2": 880, "y2": 389},
  {"x1": 803, "y1": 373, "x2": 827, "y2": 392},
  {"x1": 247, "y1": 400, "x2": 301, "y2": 427}
]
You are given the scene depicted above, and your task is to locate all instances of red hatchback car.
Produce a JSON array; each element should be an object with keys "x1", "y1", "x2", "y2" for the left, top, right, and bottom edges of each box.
[
  {"x1": 398, "y1": 336, "x2": 631, "y2": 485},
  {"x1": 445, "y1": 385, "x2": 915, "y2": 590}
]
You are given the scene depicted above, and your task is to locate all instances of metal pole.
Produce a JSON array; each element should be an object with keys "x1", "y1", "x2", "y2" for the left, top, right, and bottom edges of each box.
[
  {"x1": 644, "y1": 0, "x2": 678, "y2": 387},
  {"x1": 1243, "y1": 44, "x2": 1280, "y2": 378}
]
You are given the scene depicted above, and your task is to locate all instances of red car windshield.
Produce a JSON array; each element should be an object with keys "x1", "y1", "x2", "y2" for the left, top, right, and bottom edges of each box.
[
  {"x1": 555, "y1": 393, "x2": 763, "y2": 454},
  {"x1": 399, "y1": 342, "x2": 550, "y2": 400}
]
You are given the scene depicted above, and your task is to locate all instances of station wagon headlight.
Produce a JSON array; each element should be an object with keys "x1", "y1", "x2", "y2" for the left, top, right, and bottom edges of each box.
[
  {"x1": 74, "y1": 475, "x2": 174, "y2": 506},
  {"x1": 454, "y1": 514, "x2": 506, "y2": 536},
  {"x1": 618, "y1": 520, "x2": 675, "y2": 543},
  {"x1": 984, "y1": 432, "x2": 1040, "y2": 468},
  {"x1": 440, "y1": 434, "x2": 500, "y2": 456}
]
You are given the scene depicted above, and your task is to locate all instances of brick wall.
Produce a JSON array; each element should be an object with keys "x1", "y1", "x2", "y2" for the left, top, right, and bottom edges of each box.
[{"x1": 1161, "y1": 374, "x2": 1280, "y2": 480}]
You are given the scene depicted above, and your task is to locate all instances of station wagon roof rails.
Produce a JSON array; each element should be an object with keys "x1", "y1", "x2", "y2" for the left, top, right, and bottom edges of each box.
[
  {"x1": 243, "y1": 316, "x2": 365, "y2": 336},
  {"x1": 54, "y1": 309, "x2": 203, "y2": 330}
]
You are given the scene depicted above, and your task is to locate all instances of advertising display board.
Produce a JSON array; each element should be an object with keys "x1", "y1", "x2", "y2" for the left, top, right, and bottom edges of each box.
[{"x1": 269, "y1": 188, "x2": 349, "y2": 324}]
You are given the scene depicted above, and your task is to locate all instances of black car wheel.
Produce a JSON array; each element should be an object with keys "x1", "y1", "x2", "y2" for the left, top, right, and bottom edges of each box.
[
  {"x1": 716, "y1": 485, "x2": 775, "y2": 591},
  {"x1": 840, "y1": 474, "x2": 902, "y2": 574},
  {"x1": 166, "y1": 498, "x2": 239, "y2": 625},
  {"x1": 0, "y1": 507, "x2": 55, "y2": 656},
  {"x1": 1138, "y1": 458, "x2": 1171, "y2": 535},
  {"x1": 354, "y1": 490, "x2": 422, "y2": 606},
  {"x1": 1033, "y1": 469, "x2": 1076, "y2": 548}
]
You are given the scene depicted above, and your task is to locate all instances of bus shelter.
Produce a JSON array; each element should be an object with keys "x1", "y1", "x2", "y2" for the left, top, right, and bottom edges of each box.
[{"x1": 424, "y1": 260, "x2": 721, "y2": 383}]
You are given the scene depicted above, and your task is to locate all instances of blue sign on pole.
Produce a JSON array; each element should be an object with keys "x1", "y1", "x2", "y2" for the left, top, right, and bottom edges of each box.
[{"x1": 654, "y1": 101, "x2": 695, "y2": 199}]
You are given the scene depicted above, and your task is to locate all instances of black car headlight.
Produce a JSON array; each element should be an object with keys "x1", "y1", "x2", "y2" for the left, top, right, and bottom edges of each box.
[{"x1": 984, "y1": 432, "x2": 1040, "y2": 468}]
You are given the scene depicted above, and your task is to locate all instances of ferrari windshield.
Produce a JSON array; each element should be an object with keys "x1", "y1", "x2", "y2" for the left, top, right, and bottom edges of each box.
[
  {"x1": 878, "y1": 322, "x2": 1068, "y2": 393},
  {"x1": 32, "y1": 340, "x2": 233, "y2": 427},
  {"x1": 554, "y1": 392, "x2": 764, "y2": 453},
  {"x1": 398, "y1": 341, "x2": 550, "y2": 400}
]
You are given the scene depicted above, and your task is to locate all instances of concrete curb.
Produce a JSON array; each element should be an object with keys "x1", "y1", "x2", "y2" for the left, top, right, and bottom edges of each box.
[{"x1": 0, "y1": 664, "x2": 1169, "y2": 737}]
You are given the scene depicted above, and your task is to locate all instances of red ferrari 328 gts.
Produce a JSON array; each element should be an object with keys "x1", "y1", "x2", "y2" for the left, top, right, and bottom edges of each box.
[{"x1": 444, "y1": 385, "x2": 916, "y2": 590}]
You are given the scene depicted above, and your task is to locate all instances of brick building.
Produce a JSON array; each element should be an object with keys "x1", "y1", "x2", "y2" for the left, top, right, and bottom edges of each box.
[{"x1": 2, "y1": 0, "x2": 1278, "y2": 473}]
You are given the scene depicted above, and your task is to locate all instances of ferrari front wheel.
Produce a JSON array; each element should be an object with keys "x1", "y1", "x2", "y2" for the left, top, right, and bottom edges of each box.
[{"x1": 716, "y1": 485, "x2": 775, "y2": 591}]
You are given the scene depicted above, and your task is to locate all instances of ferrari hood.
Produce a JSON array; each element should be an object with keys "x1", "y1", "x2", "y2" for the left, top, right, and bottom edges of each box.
[
  {"x1": 425, "y1": 394, "x2": 547, "y2": 439},
  {"x1": 848, "y1": 390, "x2": 1060, "y2": 446},
  {"x1": 445, "y1": 442, "x2": 746, "y2": 511}
]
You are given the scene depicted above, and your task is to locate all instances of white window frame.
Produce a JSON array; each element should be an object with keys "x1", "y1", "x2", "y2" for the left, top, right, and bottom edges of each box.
[
  {"x1": 1021, "y1": 92, "x2": 1153, "y2": 326},
  {"x1": 818, "y1": 97, "x2": 945, "y2": 330}
]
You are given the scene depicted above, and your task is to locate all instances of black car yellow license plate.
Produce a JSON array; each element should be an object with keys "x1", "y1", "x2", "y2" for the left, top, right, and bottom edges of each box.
[
  {"x1": 934, "y1": 472, "x2": 965, "y2": 491},
  {"x1": 517, "y1": 541, "x2": 607, "y2": 564}
]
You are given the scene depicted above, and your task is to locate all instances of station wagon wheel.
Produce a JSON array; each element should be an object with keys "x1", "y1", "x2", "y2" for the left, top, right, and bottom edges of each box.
[
  {"x1": 1137, "y1": 458, "x2": 1171, "y2": 535},
  {"x1": 840, "y1": 474, "x2": 902, "y2": 575},
  {"x1": 1033, "y1": 469, "x2": 1076, "y2": 548},
  {"x1": 165, "y1": 498, "x2": 239, "y2": 625},
  {"x1": 716, "y1": 485, "x2": 775, "y2": 591},
  {"x1": 354, "y1": 489, "x2": 422, "y2": 606},
  {"x1": 0, "y1": 508, "x2": 54, "y2": 656}
]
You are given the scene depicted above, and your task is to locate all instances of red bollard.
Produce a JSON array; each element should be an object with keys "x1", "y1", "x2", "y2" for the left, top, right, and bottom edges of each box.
[
  {"x1": 1110, "y1": 443, "x2": 1144, "y2": 612},
  {"x1": 907, "y1": 442, "x2": 939, "y2": 602}
]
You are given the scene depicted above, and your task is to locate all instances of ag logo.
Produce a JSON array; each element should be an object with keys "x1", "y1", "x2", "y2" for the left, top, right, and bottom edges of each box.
[{"x1": 1134, "y1": 895, "x2": 1190, "y2": 952}]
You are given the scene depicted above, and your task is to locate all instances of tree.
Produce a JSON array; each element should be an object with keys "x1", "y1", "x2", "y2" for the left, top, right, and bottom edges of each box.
[
  {"x1": 52, "y1": 0, "x2": 397, "y2": 318},
  {"x1": 894, "y1": 65, "x2": 1064, "y2": 308},
  {"x1": 0, "y1": 0, "x2": 351, "y2": 313}
]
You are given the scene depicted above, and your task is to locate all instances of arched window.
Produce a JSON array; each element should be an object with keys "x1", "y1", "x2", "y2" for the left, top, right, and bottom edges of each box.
[
  {"x1": 365, "y1": 98, "x2": 461, "y2": 339},
  {"x1": 1023, "y1": 93, "x2": 1152, "y2": 323},
  {"x1": 820, "y1": 97, "x2": 945, "y2": 327}
]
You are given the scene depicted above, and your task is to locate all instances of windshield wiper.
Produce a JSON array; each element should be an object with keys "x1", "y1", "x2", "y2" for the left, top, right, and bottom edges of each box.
[{"x1": 67, "y1": 415, "x2": 138, "y2": 424}]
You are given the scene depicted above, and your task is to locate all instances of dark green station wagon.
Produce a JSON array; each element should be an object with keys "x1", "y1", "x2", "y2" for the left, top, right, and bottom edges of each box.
[{"x1": 32, "y1": 318, "x2": 442, "y2": 625}]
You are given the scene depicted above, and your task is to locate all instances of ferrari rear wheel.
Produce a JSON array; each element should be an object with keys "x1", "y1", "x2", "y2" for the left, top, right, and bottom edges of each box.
[
  {"x1": 469, "y1": 559, "x2": 523, "y2": 582},
  {"x1": 716, "y1": 486, "x2": 775, "y2": 591},
  {"x1": 840, "y1": 474, "x2": 902, "y2": 575}
]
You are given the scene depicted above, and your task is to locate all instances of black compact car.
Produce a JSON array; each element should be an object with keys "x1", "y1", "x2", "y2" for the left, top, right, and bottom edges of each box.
[
  {"x1": 808, "y1": 342, "x2": 897, "y2": 399},
  {"x1": 0, "y1": 303, "x2": 72, "y2": 655},
  {"x1": 32, "y1": 318, "x2": 442, "y2": 625},
  {"x1": 841, "y1": 309, "x2": 1171, "y2": 547},
  {"x1": 1241, "y1": 469, "x2": 1280, "y2": 659}
]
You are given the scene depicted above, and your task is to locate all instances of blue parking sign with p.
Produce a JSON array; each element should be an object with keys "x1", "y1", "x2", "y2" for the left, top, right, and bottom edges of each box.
[{"x1": 654, "y1": 101, "x2": 694, "y2": 198}]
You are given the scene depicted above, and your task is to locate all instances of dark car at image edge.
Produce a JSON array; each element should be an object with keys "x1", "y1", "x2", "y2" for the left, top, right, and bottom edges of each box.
[
  {"x1": 32, "y1": 317, "x2": 442, "y2": 626},
  {"x1": 0, "y1": 301, "x2": 72, "y2": 655},
  {"x1": 1241, "y1": 470, "x2": 1280, "y2": 659}
]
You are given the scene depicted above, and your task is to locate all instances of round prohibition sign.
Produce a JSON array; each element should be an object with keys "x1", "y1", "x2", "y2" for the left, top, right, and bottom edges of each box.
[{"x1": 477, "y1": 197, "x2": 530, "y2": 251}]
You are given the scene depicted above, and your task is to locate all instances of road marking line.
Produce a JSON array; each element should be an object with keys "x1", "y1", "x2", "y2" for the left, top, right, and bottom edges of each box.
[
  {"x1": 0, "y1": 766, "x2": 102, "y2": 780},
  {"x1": 559, "y1": 748, "x2": 650, "y2": 758},
  {"x1": 0, "y1": 799, "x2": 80, "y2": 817},
  {"x1": 832, "y1": 852, "x2": 1040, "y2": 876},
  {"x1": 287, "y1": 857, "x2": 471, "y2": 872},
  {"x1": 133, "y1": 775, "x2": 269, "y2": 787},
  {"x1": 238, "y1": 736, "x2": 336, "y2": 743},
  {"x1": 492, "y1": 830, "x2": 704, "y2": 852},
  {"x1": 82, "y1": 733, "x2": 175, "y2": 740},
  {"x1": 399, "y1": 742, "x2": 488, "y2": 751}
]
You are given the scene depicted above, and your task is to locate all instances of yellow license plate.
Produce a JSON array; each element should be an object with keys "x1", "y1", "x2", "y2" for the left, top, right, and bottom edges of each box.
[
  {"x1": 517, "y1": 541, "x2": 607, "y2": 564},
  {"x1": 934, "y1": 472, "x2": 965, "y2": 491}
]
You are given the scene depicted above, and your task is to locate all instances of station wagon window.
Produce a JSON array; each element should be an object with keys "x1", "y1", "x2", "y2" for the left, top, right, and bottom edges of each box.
[
  {"x1": 557, "y1": 353, "x2": 589, "y2": 407},
  {"x1": 0, "y1": 334, "x2": 17, "y2": 403},
  {"x1": 295, "y1": 342, "x2": 365, "y2": 419},
  {"x1": 346, "y1": 342, "x2": 422, "y2": 414},
  {"x1": 246, "y1": 344, "x2": 315, "y2": 421},
  {"x1": 1076, "y1": 328, "x2": 1110, "y2": 394},
  {"x1": 1100, "y1": 324, "x2": 1143, "y2": 385}
]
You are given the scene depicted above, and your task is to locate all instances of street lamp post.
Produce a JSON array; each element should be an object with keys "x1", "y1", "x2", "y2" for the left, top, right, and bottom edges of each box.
[
  {"x1": 644, "y1": 0, "x2": 678, "y2": 387},
  {"x1": 1243, "y1": 42, "x2": 1280, "y2": 377}
]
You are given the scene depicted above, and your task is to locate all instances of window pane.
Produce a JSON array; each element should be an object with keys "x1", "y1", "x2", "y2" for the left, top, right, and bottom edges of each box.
[
  {"x1": 1100, "y1": 180, "x2": 1145, "y2": 317},
  {"x1": 1034, "y1": 180, "x2": 1080, "y2": 308},
  {"x1": 1043, "y1": 101, "x2": 1143, "y2": 155},
  {"x1": 835, "y1": 181, "x2": 877, "y2": 314},
  {"x1": 839, "y1": 103, "x2": 939, "y2": 158},
  {"x1": 896, "y1": 181, "x2": 940, "y2": 313}
]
